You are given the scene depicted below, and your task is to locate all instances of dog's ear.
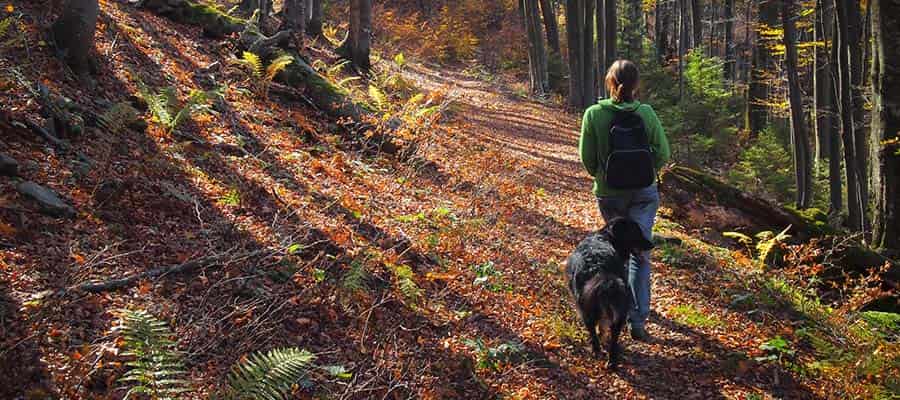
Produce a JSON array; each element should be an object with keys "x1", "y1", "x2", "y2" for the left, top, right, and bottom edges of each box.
[{"x1": 613, "y1": 219, "x2": 654, "y2": 252}]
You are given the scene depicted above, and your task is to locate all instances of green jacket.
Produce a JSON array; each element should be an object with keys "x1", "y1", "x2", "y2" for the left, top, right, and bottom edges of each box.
[{"x1": 579, "y1": 99, "x2": 671, "y2": 196}]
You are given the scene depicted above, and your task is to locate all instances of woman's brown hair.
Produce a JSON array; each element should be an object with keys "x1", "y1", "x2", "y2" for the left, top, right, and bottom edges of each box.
[{"x1": 605, "y1": 60, "x2": 640, "y2": 103}]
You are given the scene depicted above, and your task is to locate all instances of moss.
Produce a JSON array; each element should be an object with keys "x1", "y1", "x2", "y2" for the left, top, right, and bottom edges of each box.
[
  {"x1": 784, "y1": 206, "x2": 835, "y2": 236},
  {"x1": 860, "y1": 311, "x2": 900, "y2": 339},
  {"x1": 181, "y1": 1, "x2": 245, "y2": 36}
]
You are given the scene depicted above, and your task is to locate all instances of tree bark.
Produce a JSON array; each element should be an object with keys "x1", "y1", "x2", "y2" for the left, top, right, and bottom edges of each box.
[
  {"x1": 566, "y1": 0, "x2": 584, "y2": 108},
  {"x1": 689, "y1": 0, "x2": 702, "y2": 50},
  {"x1": 281, "y1": 0, "x2": 307, "y2": 48},
  {"x1": 870, "y1": 0, "x2": 900, "y2": 251},
  {"x1": 601, "y1": 0, "x2": 616, "y2": 98},
  {"x1": 656, "y1": 0, "x2": 668, "y2": 63},
  {"x1": 582, "y1": 0, "x2": 596, "y2": 105},
  {"x1": 337, "y1": 0, "x2": 372, "y2": 71},
  {"x1": 846, "y1": 0, "x2": 869, "y2": 233},
  {"x1": 835, "y1": 0, "x2": 865, "y2": 231},
  {"x1": 746, "y1": 0, "x2": 778, "y2": 134},
  {"x1": 523, "y1": 0, "x2": 550, "y2": 95},
  {"x1": 782, "y1": 0, "x2": 813, "y2": 209},
  {"x1": 307, "y1": 0, "x2": 323, "y2": 37},
  {"x1": 816, "y1": 0, "x2": 842, "y2": 214},
  {"x1": 51, "y1": 0, "x2": 99, "y2": 78},
  {"x1": 723, "y1": 0, "x2": 734, "y2": 81},
  {"x1": 539, "y1": 0, "x2": 561, "y2": 54}
]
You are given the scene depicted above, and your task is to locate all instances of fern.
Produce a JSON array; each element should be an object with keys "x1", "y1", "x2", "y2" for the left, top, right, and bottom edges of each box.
[
  {"x1": 390, "y1": 264, "x2": 422, "y2": 302},
  {"x1": 755, "y1": 225, "x2": 791, "y2": 267},
  {"x1": 368, "y1": 85, "x2": 388, "y2": 111},
  {"x1": 138, "y1": 83, "x2": 220, "y2": 133},
  {"x1": 227, "y1": 348, "x2": 316, "y2": 400},
  {"x1": 265, "y1": 54, "x2": 294, "y2": 82},
  {"x1": 341, "y1": 259, "x2": 370, "y2": 294},
  {"x1": 0, "y1": 15, "x2": 23, "y2": 52},
  {"x1": 237, "y1": 51, "x2": 264, "y2": 78},
  {"x1": 114, "y1": 309, "x2": 191, "y2": 400}
]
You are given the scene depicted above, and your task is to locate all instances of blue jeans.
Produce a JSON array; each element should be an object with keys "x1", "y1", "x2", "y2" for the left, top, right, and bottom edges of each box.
[{"x1": 597, "y1": 185, "x2": 659, "y2": 330}]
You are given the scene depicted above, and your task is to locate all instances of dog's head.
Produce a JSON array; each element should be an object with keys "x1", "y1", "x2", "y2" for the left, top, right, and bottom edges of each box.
[{"x1": 606, "y1": 217, "x2": 654, "y2": 256}]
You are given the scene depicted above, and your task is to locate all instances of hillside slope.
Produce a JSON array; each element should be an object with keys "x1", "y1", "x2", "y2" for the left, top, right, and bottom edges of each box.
[{"x1": 0, "y1": 2, "x2": 888, "y2": 399}]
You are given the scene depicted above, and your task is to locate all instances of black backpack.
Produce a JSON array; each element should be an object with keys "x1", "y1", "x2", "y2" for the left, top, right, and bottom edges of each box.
[{"x1": 604, "y1": 108, "x2": 655, "y2": 190}]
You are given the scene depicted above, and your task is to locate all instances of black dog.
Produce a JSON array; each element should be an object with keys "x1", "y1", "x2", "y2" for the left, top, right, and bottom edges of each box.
[{"x1": 566, "y1": 217, "x2": 654, "y2": 369}]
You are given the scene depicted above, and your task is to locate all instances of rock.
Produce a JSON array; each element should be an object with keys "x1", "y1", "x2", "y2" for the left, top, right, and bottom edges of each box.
[
  {"x1": 0, "y1": 153, "x2": 18, "y2": 176},
  {"x1": 16, "y1": 181, "x2": 76, "y2": 218}
]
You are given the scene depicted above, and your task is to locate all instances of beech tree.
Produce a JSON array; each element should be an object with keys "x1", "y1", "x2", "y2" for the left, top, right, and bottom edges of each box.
[
  {"x1": 870, "y1": 0, "x2": 900, "y2": 250},
  {"x1": 51, "y1": 0, "x2": 99, "y2": 78},
  {"x1": 337, "y1": 0, "x2": 372, "y2": 71},
  {"x1": 782, "y1": 0, "x2": 812, "y2": 209},
  {"x1": 523, "y1": 0, "x2": 550, "y2": 94}
]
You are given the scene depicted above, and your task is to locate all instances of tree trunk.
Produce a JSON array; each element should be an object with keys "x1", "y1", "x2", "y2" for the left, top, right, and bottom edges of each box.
[
  {"x1": 656, "y1": 0, "x2": 668, "y2": 63},
  {"x1": 337, "y1": 0, "x2": 371, "y2": 71},
  {"x1": 678, "y1": 0, "x2": 685, "y2": 99},
  {"x1": 746, "y1": 0, "x2": 778, "y2": 134},
  {"x1": 307, "y1": 0, "x2": 323, "y2": 37},
  {"x1": 524, "y1": 0, "x2": 550, "y2": 95},
  {"x1": 846, "y1": 0, "x2": 869, "y2": 233},
  {"x1": 835, "y1": 0, "x2": 865, "y2": 231},
  {"x1": 582, "y1": 0, "x2": 596, "y2": 105},
  {"x1": 51, "y1": 0, "x2": 99, "y2": 78},
  {"x1": 723, "y1": 0, "x2": 734, "y2": 81},
  {"x1": 539, "y1": 0, "x2": 561, "y2": 54},
  {"x1": 782, "y1": 0, "x2": 813, "y2": 209},
  {"x1": 624, "y1": 0, "x2": 643, "y2": 59},
  {"x1": 281, "y1": 0, "x2": 306, "y2": 48},
  {"x1": 240, "y1": 0, "x2": 272, "y2": 28},
  {"x1": 870, "y1": 0, "x2": 900, "y2": 250},
  {"x1": 816, "y1": 0, "x2": 842, "y2": 214},
  {"x1": 566, "y1": 0, "x2": 584, "y2": 108},
  {"x1": 601, "y1": 0, "x2": 616, "y2": 89},
  {"x1": 689, "y1": 0, "x2": 702, "y2": 49}
]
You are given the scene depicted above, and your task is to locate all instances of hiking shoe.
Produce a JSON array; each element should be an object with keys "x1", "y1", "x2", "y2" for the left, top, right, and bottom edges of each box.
[{"x1": 631, "y1": 325, "x2": 653, "y2": 342}]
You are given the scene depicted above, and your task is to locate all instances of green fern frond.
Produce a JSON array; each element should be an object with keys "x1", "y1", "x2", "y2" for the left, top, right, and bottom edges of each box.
[
  {"x1": 341, "y1": 260, "x2": 370, "y2": 294},
  {"x1": 368, "y1": 85, "x2": 388, "y2": 110},
  {"x1": 114, "y1": 309, "x2": 191, "y2": 400},
  {"x1": 756, "y1": 225, "x2": 791, "y2": 267},
  {"x1": 265, "y1": 54, "x2": 294, "y2": 82},
  {"x1": 240, "y1": 51, "x2": 264, "y2": 78},
  {"x1": 0, "y1": 17, "x2": 13, "y2": 39},
  {"x1": 390, "y1": 264, "x2": 421, "y2": 302},
  {"x1": 227, "y1": 347, "x2": 316, "y2": 400},
  {"x1": 722, "y1": 231, "x2": 754, "y2": 246}
]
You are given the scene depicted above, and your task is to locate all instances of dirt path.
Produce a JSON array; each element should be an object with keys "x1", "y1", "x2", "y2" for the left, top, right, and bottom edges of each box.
[{"x1": 400, "y1": 64, "x2": 822, "y2": 399}]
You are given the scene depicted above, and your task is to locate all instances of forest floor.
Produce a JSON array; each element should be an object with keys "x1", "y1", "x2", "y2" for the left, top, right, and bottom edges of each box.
[{"x1": 0, "y1": 2, "x2": 847, "y2": 399}]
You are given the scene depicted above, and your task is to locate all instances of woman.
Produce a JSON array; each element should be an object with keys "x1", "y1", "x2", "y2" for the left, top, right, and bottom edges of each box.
[{"x1": 578, "y1": 59, "x2": 671, "y2": 341}]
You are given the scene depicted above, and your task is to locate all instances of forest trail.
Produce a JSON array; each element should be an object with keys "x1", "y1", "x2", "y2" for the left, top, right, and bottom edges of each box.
[
  {"x1": 0, "y1": 2, "x2": 831, "y2": 398},
  {"x1": 390, "y1": 64, "x2": 824, "y2": 399}
]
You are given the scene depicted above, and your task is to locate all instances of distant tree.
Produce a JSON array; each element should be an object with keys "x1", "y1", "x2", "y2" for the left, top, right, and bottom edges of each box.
[
  {"x1": 723, "y1": 0, "x2": 734, "y2": 81},
  {"x1": 523, "y1": 0, "x2": 550, "y2": 94},
  {"x1": 51, "y1": 0, "x2": 99, "y2": 78},
  {"x1": 870, "y1": 0, "x2": 900, "y2": 250},
  {"x1": 565, "y1": 0, "x2": 596, "y2": 108},
  {"x1": 282, "y1": 0, "x2": 307, "y2": 47},
  {"x1": 655, "y1": 0, "x2": 669, "y2": 63},
  {"x1": 745, "y1": 0, "x2": 777, "y2": 134},
  {"x1": 835, "y1": 0, "x2": 865, "y2": 231},
  {"x1": 307, "y1": 0, "x2": 324, "y2": 37},
  {"x1": 814, "y1": 0, "x2": 842, "y2": 214},
  {"x1": 599, "y1": 0, "x2": 616, "y2": 98},
  {"x1": 337, "y1": 0, "x2": 372, "y2": 71},
  {"x1": 241, "y1": 0, "x2": 272, "y2": 27},
  {"x1": 689, "y1": 0, "x2": 702, "y2": 49},
  {"x1": 782, "y1": 0, "x2": 812, "y2": 209},
  {"x1": 539, "y1": 0, "x2": 561, "y2": 54},
  {"x1": 566, "y1": 0, "x2": 584, "y2": 108}
]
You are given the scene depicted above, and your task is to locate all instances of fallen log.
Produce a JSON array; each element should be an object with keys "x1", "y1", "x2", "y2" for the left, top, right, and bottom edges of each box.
[{"x1": 659, "y1": 165, "x2": 832, "y2": 238}]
